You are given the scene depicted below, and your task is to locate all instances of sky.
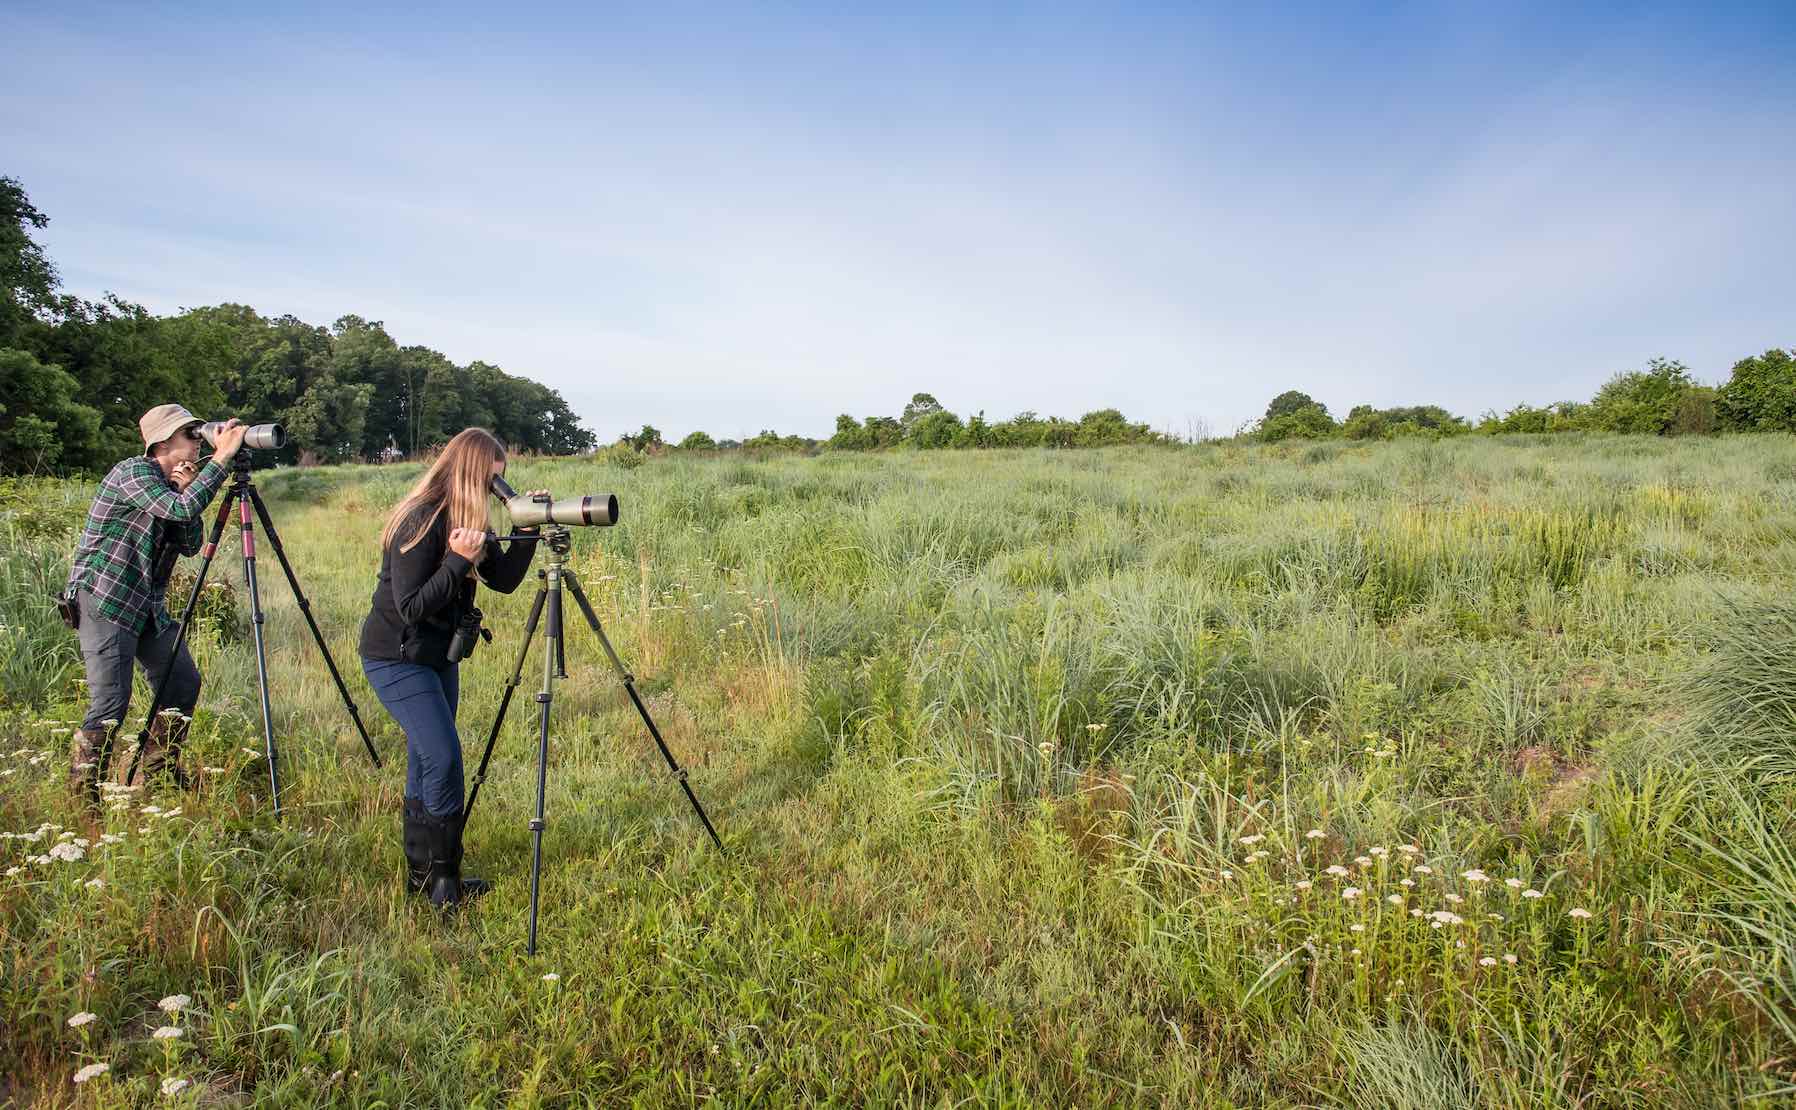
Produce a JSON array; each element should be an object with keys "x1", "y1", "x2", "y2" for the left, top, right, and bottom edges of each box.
[{"x1": 3, "y1": 1, "x2": 1793, "y2": 442}]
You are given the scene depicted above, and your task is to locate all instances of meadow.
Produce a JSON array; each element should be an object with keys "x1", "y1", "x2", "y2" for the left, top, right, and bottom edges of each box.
[{"x1": 3, "y1": 435, "x2": 1795, "y2": 1107}]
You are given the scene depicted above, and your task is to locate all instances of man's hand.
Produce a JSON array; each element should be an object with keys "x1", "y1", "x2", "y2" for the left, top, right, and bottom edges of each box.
[
  {"x1": 170, "y1": 459, "x2": 200, "y2": 491},
  {"x1": 448, "y1": 527, "x2": 486, "y2": 562},
  {"x1": 210, "y1": 419, "x2": 249, "y2": 463}
]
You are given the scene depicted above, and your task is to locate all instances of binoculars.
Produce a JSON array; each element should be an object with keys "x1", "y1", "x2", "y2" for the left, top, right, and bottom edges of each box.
[
  {"x1": 199, "y1": 421, "x2": 287, "y2": 451},
  {"x1": 490, "y1": 475, "x2": 618, "y2": 528}
]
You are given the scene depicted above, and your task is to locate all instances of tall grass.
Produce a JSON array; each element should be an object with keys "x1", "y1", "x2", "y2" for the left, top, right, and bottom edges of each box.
[{"x1": 2, "y1": 434, "x2": 1794, "y2": 1104}]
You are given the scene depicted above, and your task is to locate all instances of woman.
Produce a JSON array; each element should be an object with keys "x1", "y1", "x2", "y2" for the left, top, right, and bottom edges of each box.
[{"x1": 359, "y1": 428, "x2": 545, "y2": 908}]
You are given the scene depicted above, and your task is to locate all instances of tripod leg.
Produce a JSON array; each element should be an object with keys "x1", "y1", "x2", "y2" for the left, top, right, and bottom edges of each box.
[
  {"x1": 564, "y1": 570, "x2": 724, "y2": 853},
  {"x1": 464, "y1": 576, "x2": 546, "y2": 821},
  {"x1": 116, "y1": 487, "x2": 237, "y2": 787},
  {"x1": 236, "y1": 491, "x2": 282, "y2": 817},
  {"x1": 246, "y1": 486, "x2": 382, "y2": 768},
  {"x1": 528, "y1": 576, "x2": 563, "y2": 956}
]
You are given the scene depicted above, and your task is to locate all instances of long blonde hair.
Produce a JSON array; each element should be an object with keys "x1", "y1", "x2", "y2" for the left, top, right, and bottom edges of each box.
[{"x1": 381, "y1": 428, "x2": 505, "y2": 556}]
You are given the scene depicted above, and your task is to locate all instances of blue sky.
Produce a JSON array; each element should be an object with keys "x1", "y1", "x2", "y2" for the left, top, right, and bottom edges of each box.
[{"x1": 3, "y1": 2, "x2": 1792, "y2": 441}]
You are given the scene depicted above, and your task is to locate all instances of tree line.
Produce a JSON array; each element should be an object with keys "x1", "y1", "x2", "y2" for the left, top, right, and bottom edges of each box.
[
  {"x1": 617, "y1": 394, "x2": 1164, "y2": 456},
  {"x1": 0, "y1": 177, "x2": 593, "y2": 475},
  {"x1": 1254, "y1": 352, "x2": 1796, "y2": 443}
]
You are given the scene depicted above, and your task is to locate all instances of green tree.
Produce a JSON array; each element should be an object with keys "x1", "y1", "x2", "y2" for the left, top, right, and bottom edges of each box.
[
  {"x1": 1716, "y1": 349, "x2": 1796, "y2": 431},
  {"x1": 828, "y1": 414, "x2": 872, "y2": 450},
  {"x1": 1074, "y1": 408, "x2": 1152, "y2": 446},
  {"x1": 1342, "y1": 405, "x2": 1388, "y2": 440},
  {"x1": 900, "y1": 392, "x2": 944, "y2": 433},
  {"x1": 284, "y1": 372, "x2": 374, "y2": 463},
  {"x1": 863, "y1": 416, "x2": 903, "y2": 448},
  {"x1": 1259, "y1": 391, "x2": 1335, "y2": 441},
  {"x1": 0, "y1": 348, "x2": 103, "y2": 473},
  {"x1": 1264, "y1": 390, "x2": 1322, "y2": 422},
  {"x1": 1586, "y1": 358, "x2": 1696, "y2": 435},
  {"x1": 32, "y1": 295, "x2": 229, "y2": 462},
  {"x1": 623, "y1": 425, "x2": 663, "y2": 452},
  {"x1": 908, "y1": 409, "x2": 964, "y2": 448},
  {"x1": 329, "y1": 316, "x2": 405, "y2": 457},
  {"x1": 0, "y1": 176, "x2": 58, "y2": 348},
  {"x1": 677, "y1": 430, "x2": 716, "y2": 451}
]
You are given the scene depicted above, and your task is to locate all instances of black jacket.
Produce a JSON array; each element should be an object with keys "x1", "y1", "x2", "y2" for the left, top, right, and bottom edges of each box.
[{"x1": 358, "y1": 505, "x2": 538, "y2": 665}]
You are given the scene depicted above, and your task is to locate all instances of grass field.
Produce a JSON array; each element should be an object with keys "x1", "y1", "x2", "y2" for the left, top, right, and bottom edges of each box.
[{"x1": 4, "y1": 435, "x2": 1796, "y2": 1106}]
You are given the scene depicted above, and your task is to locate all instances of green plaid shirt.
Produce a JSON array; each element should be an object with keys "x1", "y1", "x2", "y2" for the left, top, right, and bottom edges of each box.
[{"x1": 66, "y1": 456, "x2": 228, "y2": 635}]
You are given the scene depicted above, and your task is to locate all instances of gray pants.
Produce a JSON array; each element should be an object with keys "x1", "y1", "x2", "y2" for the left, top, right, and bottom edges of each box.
[{"x1": 77, "y1": 590, "x2": 201, "y2": 732}]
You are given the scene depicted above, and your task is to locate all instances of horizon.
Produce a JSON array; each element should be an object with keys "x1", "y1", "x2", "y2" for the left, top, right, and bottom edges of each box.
[{"x1": 3, "y1": 1, "x2": 1792, "y2": 442}]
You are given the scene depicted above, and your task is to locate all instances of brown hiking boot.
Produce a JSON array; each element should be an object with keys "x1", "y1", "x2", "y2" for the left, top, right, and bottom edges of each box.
[
  {"x1": 69, "y1": 728, "x2": 108, "y2": 803},
  {"x1": 120, "y1": 712, "x2": 193, "y2": 791}
]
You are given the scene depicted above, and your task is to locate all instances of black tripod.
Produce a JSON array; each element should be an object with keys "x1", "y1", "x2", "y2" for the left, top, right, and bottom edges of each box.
[
  {"x1": 107, "y1": 452, "x2": 381, "y2": 815},
  {"x1": 464, "y1": 525, "x2": 722, "y2": 954}
]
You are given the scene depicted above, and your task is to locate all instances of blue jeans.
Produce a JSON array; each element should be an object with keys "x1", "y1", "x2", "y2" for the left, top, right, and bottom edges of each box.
[{"x1": 362, "y1": 657, "x2": 462, "y2": 817}]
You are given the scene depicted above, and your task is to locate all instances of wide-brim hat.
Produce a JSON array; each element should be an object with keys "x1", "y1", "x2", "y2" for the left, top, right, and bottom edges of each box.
[{"x1": 139, "y1": 404, "x2": 203, "y2": 455}]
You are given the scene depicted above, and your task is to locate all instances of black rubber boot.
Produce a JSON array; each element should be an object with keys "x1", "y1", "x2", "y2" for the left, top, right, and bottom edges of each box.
[
  {"x1": 402, "y1": 798, "x2": 431, "y2": 896},
  {"x1": 450, "y1": 811, "x2": 491, "y2": 900},
  {"x1": 423, "y1": 810, "x2": 490, "y2": 909}
]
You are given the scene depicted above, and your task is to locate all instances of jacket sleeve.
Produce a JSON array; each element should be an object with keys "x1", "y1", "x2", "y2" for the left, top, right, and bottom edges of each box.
[
  {"x1": 388, "y1": 514, "x2": 472, "y2": 625},
  {"x1": 476, "y1": 529, "x2": 540, "y2": 594},
  {"x1": 115, "y1": 458, "x2": 227, "y2": 523}
]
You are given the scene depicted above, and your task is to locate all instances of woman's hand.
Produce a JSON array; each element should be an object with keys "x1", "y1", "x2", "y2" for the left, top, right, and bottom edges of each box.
[{"x1": 448, "y1": 527, "x2": 486, "y2": 561}]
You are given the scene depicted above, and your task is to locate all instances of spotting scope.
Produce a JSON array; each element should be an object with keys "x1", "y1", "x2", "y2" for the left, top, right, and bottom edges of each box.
[{"x1": 491, "y1": 475, "x2": 618, "y2": 528}]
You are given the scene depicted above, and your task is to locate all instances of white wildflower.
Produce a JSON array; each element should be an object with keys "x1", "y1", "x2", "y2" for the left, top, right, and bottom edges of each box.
[
  {"x1": 1522, "y1": 889, "x2": 1543, "y2": 899},
  {"x1": 1324, "y1": 865, "x2": 1349, "y2": 878},
  {"x1": 541, "y1": 972, "x2": 560, "y2": 982},
  {"x1": 1568, "y1": 907, "x2": 1593, "y2": 920},
  {"x1": 1505, "y1": 877, "x2": 1523, "y2": 889},
  {"x1": 1479, "y1": 956, "x2": 1497, "y2": 967},
  {"x1": 73, "y1": 1062, "x2": 109, "y2": 1083},
  {"x1": 1462, "y1": 869, "x2": 1489, "y2": 884},
  {"x1": 1238, "y1": 834, "x2": 1265, "y2": 846},
  {"x1": 68, "y1": 1011, "x2": 97, "y2": 1028},
  {"x1": 152, "y1": 1025, "x2": 183, "y2": 1040},
  {"x1": 1386, "y1": 894, "x2": 1404, "y2": 906},
  {"x1": 157, "y1": 994, "x2": 190, "y2": 1013},
  {"x1": 161, "y1": 1076, "x2": 191, "y2": 1096},
  {"x1": 1503, "y1": 953, "x2": 1518, "y2": 965},
  {"x1": 1342, "y1": 887, "x2": 1362, "y2": 901},
  {"x1": 1305, "y1": 829, "x2": 1325, "y2": 840}
]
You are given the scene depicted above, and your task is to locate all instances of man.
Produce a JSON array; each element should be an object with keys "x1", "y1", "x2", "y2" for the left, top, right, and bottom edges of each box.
[{"x1": 64, "y1": 405, "x2": 247, "y2": 799}]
